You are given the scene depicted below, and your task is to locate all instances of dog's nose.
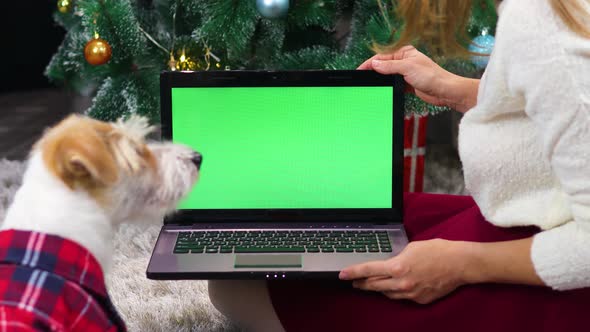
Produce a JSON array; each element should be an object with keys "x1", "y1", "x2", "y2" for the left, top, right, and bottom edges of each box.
[{"x1": 191, "y1": 152, "x2": 202, "y2": 170}]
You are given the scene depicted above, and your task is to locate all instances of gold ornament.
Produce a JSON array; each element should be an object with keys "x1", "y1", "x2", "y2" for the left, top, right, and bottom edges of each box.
[
  {"x1": 84, "y1": 35, "x2": 112, "y2": 66},
  {"x1": 176, "y1": 50, "x2": 199, "y2": 71},
  {"x1": 57, "y1": 0, "x2": 72, "y2": 13}
]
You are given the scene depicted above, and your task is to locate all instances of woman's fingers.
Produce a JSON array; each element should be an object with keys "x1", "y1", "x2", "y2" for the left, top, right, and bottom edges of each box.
[
  {"x1": 353, "y1": 278, "x2": 396, "y2": 292},
  {"x1": 353, "y1": 277, "x2": 415, "y2": 293},
  {"x1": 383, "y1": 290, "x2": 414, "y2": 301},
  {"x1": 393, "y1": 45, "x2": 417, "y2": 60},
  {"x1": 357, "y1": 46, "x2": 417, "y2": 69},
  {"x1": 339, "y1": 260, "x2": 390, "y2": 280},
  {"x1": 357, "y1": 52, "x2": 399, "y2": 69},
  {"x1": 371, "y1": 59, "x2": 413, "y2": 76}
]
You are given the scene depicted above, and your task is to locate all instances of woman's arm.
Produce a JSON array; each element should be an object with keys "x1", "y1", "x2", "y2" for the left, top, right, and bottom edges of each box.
[
  {"x1": 501, "y1": 0, "x2": 590, "y2": 290},
  {"x1": 339, "y1": 237, "x2": 544, "y2": 305},
  {"x1": 443, "y1": 76, "x2": 480, "y2": 113},
  {"x1": 459, "y1": 238, "x2": 545, "y2": 285}
]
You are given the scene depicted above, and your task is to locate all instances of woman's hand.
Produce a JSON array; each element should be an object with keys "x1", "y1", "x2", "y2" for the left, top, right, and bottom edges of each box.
[
  {"x1": 358, "y1": 46, "x2": 479, "y2": 113},
  {"x1": 339, "y1": 239, "x2": 469, "y2": 304}
]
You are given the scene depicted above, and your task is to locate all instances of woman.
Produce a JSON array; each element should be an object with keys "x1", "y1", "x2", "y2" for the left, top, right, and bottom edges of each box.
[{"x1": 209, "y1": 0, "x2": 590, "y2": 331}]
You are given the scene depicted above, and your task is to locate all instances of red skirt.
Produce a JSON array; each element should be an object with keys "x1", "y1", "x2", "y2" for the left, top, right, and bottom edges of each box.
[{"x1": 267, "y1": 193, "x2": 590, "y2": 332}]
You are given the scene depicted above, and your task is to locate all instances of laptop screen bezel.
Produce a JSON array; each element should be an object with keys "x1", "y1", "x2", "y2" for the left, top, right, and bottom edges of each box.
[{"x1": 160, "y1": 70, "x2": 404, "y2": 223}]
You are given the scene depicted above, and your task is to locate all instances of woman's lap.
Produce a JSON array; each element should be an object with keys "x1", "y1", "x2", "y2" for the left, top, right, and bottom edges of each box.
[
  {"x1": 267, "y1": 193, "x2": 590, "y2": 332},
  {"x1": 402, "y1": 192, "x2": 540, "y2": 242}
]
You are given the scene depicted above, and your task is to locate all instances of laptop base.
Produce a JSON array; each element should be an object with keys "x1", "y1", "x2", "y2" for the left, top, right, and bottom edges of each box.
[{"x1": 147, "y1": 223, "x2": 408, "y2": 280}]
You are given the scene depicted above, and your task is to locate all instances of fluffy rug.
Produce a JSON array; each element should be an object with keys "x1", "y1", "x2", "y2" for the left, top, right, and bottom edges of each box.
[{"x1": 0, "y1": 159, "x2": 239, "y2": 332}]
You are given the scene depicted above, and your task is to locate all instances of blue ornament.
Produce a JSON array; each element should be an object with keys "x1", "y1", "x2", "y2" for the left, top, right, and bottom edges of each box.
[
  {"x1": 256, "y1": 0, "x2": 290, "y2": 19},
  {"x1": 468, "y1": 34, "x2": 495, "y2": 70}
]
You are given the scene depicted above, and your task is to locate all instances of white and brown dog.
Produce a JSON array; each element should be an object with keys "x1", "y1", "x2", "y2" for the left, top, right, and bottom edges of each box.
[{"x1": 0, "y1": 114, "x2": 200, "y2": 331}]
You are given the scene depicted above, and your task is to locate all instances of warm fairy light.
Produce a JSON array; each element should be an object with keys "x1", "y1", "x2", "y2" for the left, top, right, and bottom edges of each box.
[{"x1": 57, "y1": 0, "x2": 71, "y2": 14}]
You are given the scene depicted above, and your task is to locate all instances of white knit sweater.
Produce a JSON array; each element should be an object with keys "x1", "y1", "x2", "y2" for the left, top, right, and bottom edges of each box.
[{"x1": 458, "y1": 0, "x2": 590, "y2": 290}]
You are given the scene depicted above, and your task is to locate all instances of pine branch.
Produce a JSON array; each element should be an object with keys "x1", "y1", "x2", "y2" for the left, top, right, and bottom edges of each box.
[
  {"x1": 287, "y1": 0, "x2": 337, "y2": 30},
  {"x1": 276, "y1": 46, "x2": 336, "y2": 70},
  {"x1": 193, "y1": 0, "x2": 259, "y2": 61}
]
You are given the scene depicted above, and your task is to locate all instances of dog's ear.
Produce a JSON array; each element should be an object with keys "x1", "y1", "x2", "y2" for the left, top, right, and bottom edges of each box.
[
  {"x1": 59, "y1": 139, "x2": 119, "y2": 189},
  {"x1": 41, "y1": 116, "x2": 119, "y2": 190}
]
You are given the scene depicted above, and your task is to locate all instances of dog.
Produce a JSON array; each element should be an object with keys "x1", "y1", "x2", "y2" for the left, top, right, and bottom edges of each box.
[{"x1": 0, "y1": 114, "x2": 201, "y2": 331}]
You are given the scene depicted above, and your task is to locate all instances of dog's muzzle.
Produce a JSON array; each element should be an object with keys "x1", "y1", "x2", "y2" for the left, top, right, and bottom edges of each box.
[{"x1": 191, "y1": 152, "x2": 203, "y2": 170}]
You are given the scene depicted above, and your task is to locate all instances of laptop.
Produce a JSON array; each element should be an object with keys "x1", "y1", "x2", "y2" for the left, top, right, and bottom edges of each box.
[{"x1": 146, "y1": 69, "x2": 408, "y2": 280}]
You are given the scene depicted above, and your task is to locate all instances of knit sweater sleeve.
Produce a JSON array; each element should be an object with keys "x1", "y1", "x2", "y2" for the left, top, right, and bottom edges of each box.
[{"x1": 502, "y1": 0, "x2": 590, "y2": 290}]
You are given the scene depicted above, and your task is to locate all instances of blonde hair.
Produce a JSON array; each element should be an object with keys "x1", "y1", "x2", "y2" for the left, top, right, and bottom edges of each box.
[
  {"x1": 550, "y1": 0, "x2": 590, "y2": 38},
  {"x1": 374, "y1": 0, "x2": 590, "y2": 57}
]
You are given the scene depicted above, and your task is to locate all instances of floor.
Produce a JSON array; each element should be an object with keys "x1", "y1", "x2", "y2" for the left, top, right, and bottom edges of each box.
[{"x1": 0, "y1": 89, "x2": 91, "y2": 160}]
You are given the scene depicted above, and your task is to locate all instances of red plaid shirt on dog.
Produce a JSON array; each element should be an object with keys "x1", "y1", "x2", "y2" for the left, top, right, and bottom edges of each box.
[{"x1": 0, "y1": 229, "x2": 126, "y2": 331}]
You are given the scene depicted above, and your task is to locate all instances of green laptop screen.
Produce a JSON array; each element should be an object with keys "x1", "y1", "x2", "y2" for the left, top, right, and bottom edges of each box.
[{"x1": 171, "y1": 86, "x2": 393, "y2": 209}]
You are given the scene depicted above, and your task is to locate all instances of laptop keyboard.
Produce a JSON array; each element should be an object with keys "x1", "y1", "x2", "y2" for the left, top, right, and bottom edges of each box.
[{"x1": 173, "y1": 230, "x2": 393, "y2": 254}]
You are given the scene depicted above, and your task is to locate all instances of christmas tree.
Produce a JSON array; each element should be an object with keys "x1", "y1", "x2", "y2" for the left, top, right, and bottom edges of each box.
[{"x1": 46, "y1": 0, "x2": 497, "y2": 124}]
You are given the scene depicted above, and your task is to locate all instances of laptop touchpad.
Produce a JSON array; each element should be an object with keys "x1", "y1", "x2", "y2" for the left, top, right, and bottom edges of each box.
[{"x1": 234, "y1": 255, "x2": 302, "y2": 268}]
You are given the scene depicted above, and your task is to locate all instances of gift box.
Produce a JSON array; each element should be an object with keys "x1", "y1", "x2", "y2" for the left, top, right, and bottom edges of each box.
[{"x1": 404, "y1": 114, "x2": 428, "y2": 192}]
